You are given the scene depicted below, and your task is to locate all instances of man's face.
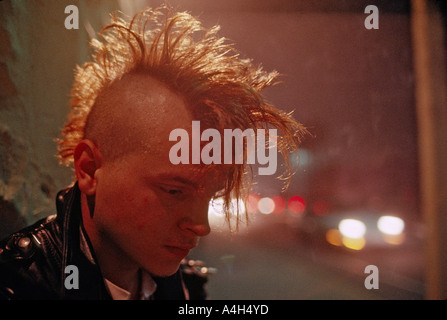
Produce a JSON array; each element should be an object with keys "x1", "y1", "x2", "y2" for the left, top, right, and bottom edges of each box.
[
  {"x1": 94, "y1": 154, "x2": 219, "y2": 277},
  {"x1": 86, "y1": 74, "x2": 222, "y2": 277}
]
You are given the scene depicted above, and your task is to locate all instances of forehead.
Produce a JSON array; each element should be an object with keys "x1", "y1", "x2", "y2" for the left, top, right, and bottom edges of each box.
[{"x1": 118, "y1": 151, "x2": 230, "y2": 195}]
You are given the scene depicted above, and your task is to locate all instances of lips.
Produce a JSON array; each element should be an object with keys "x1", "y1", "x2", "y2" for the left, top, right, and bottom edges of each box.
[{"x1": 164, "y1": 243, "x2": 196, "y2": 258}]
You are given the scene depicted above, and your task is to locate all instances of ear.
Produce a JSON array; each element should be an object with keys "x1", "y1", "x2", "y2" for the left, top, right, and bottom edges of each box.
[{"x1": 74, "y1": 139, "x2": 102, "y2": 196}]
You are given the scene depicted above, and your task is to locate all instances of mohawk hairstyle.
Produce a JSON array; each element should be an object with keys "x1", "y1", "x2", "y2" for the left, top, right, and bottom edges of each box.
[{"x1": 57, "y1": 6, "x2": 308, "y2": 229}]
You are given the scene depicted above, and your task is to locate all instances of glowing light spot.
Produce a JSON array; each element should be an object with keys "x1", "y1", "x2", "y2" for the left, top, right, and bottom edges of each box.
[
  {"x1": 258, "y1": 197, "x2": 275, "y2": 214},
  {"x1": 208, "y1": 198, "x2": 245, "y2": 217},
  {"x1": 377, "y1": 216, "x2": 405, "y2": 235},
  {"x1": 338, "y1": 219, "x2": 366, "y2": 239},
  {"x1": 383, "y1": 233, "x2": 405, "y2": 245},
  {"x1": 289, "y1": 149, "x2": 313, "y2": 169},
  {"x1": 272, "y1": 196, "x2": 285, "y2": 214},
  {"x1": 288, "y1": 196, "x2": 305, "y2": 214},
  {"x1": 325, "y1": 229, "x2": 342, "y2": 246},
  {"x1": 246, "y1": 194, "x2": 260, "y2": 213},
  {"x1": 342, "y1": 236, "x2": 366, "y2": 250},
  {"x1": 230, "y1": 198, "x2": 246, "y2": 216},
  {"x1": 208, "y1": 198, "x2": 225, "y2": 217}
]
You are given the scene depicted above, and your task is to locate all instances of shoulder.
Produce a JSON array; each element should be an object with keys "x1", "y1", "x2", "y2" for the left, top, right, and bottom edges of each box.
[
  {"x1": 0, "y1": 214, "x2": 60, "y2": 265},
  {"x1": 0, "y1": 215, "x2": 60, "y2": 299}
]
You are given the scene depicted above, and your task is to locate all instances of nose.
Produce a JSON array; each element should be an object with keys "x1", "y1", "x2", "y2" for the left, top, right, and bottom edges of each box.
[{"x1": 179, "y1": 202, "x2": 211, "y2": 237}]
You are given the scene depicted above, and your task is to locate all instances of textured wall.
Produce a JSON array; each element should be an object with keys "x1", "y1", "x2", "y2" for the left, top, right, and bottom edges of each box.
[{"x1": 0, "y1": 0, "x2": 138, "y2": 238}]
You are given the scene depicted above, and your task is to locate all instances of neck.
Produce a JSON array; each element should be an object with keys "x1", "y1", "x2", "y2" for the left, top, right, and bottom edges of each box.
[{"x1": 80, "y1": 193, "x2": 139, "y2": 291}]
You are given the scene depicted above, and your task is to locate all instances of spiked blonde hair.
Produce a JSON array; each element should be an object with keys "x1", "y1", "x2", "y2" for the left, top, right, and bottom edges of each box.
[{"x1": 57, "y1": 6, "x2": 308, "y2": 229}]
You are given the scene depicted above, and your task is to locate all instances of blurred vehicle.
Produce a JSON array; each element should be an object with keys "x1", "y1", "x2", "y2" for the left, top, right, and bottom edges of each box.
[{"x1": 296, "y1": 208, "x2": 409, "y2": 251}]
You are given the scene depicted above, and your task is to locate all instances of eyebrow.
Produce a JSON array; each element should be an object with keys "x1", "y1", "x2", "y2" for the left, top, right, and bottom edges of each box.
[{"x1": 155, "y1": 174, "x2": 201, "y2": 189}]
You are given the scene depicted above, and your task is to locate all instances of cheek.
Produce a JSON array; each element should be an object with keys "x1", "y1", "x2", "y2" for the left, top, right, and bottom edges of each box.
[
  {"x1": 142, "y1": 195, "x2": 150, "y2": 204},
  {"x1": 125, "y1": 194, "x2": 136, "y2": 203},
  {"x1": 95, "y1": 187, "x2": 139, "y2": 230},
  {"x1": 132, "y1": 195, "x2": 172, "y2": 230}
]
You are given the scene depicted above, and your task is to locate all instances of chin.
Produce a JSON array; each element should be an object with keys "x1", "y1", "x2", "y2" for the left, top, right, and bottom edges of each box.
[{"x1": 145, "y1": 261, "x2": 181, "y2": 278}]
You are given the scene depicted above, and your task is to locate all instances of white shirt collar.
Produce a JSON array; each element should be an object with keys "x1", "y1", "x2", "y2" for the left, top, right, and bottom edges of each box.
[{"x1": 104, "y1": 269, "x2": 157, "y2": 300}]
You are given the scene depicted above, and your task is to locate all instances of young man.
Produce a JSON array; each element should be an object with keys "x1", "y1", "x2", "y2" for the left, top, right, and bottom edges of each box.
[{"x1": 0, "y1": 6, "x2": 306, "y2": 300}]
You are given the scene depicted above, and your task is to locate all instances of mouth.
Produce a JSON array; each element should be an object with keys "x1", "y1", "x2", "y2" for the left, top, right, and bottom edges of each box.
[{"x1": 164, "y1": 244, "x2": 196, "y2": 258}]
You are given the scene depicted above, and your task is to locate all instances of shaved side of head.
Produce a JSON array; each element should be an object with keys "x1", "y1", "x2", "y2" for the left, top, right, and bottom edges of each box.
[{"x1": 84, "y1": 72, "x2": 192, "y2": 164}]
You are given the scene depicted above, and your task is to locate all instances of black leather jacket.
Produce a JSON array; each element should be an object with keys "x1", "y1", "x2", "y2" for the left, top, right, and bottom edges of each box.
[{"x1": 0, "y1": 184, "x2": 208, "y2": 300}]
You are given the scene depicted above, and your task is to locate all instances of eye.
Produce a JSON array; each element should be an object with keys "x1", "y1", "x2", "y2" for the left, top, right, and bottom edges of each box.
[{"x1": 160, "y1": 186, "x2": 183, "y2": 196}]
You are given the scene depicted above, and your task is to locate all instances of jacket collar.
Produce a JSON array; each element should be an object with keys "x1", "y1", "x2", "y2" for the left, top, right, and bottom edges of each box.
[{"x1": 56, "y1": 183, "x2": 111, "y2": 299}]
